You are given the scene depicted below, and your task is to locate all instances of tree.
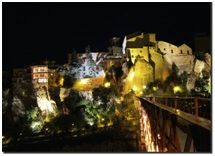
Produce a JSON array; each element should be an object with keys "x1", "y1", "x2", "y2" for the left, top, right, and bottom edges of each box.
[
  {"x1": 69, "y1": 48, "x2": 81, "y2": 68},
  {"x1": 63, "y1": 89, "x2": 82, "y2": 113}
]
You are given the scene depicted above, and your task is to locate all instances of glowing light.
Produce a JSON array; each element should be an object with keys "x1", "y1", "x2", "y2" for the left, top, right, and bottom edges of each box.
[
  {"x1": 157, "y1": 133, "x2": 161, "y2": 140},
  {"x1": 143, "y1": 85, "x2": 147, "y2": 89},
  {"x1": 129, "y1": 72, "x2": 134, "y2": 81},
  {"x1": 153, "y1": 87, "x2": 158, "y2": 91},
  {"x1": 133, "y1": 86, "x2": 137, "y2": 91},
  {"x1": 104, "y1": 82, "x2": 110, "y2": 88},
  {"x1": 59, "y1": 77, "x2": 64, "y2": 86},
  {"x1": 173, "y1": 86, "x2": 181, "y2": 94},
  {"x1": 176, "y1": 109, "x2": 180, "y2": 114},
  {"x1": 140, "y1": 91, "x2": 143, "y2": 95},
  {"x1": 81, "y1": 79, "x2": 88, "y2": 84},
  {"x1": 2, "y1": 136, "x2": 5, "y2": 139}
]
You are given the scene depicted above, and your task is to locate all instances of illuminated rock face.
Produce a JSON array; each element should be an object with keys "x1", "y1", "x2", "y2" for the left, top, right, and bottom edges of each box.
[
  {"x1": 194, "y1": 60, "x2": 205, "y2": 75},
  {"x1": 186, "y1": 75, "x2": 197, "y2": 92},
  {"x1": 124, "y1": 58, "x2": 153, "y2": 95},
  {"x1": 59, "y1": 87, "x2": 71, "y2": 102},
  {"x1": 35, "y1": 86, "x2": 58, "y2": 116},
  {"x1": 166, "y1": 55, "x2": 195, "y2": 75},
  {"x1": 150, "y1": 50, "x2": 170, "y2": 81}
]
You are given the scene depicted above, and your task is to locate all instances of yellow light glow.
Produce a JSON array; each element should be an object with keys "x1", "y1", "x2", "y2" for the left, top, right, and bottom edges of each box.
[
  {"x1": 176, "y1": 109, "x2": 180, "y2": 114},
  {"x1": 104, "y1": 82, "x2": 110, "y2": 88},
  {"x1": 133, "y1": 86, "x2": 137, "y2": 91},
  {"x1": 140, "y1": 91, "x2": 143, "y2": 95},
  {"x1": 173, "y1": 86, "x2": 181, "y2": 93},
  {"x1": 153, "y1": 87, "x2": 158, "y2": 91},
  {"x1": 59, "y1": 77, "x2": 64, "y2": 86},
  {"x1": 2, "y1": 136, "x2": 5, "y2": 139},
  {"x1": 129, "y1": 72, "x2": 134, "y2": 81},
  {"x1": 143, "y1": 85, "x2": 147, "y2": 89},
  {"x1": 80, "y1": 79, "x2": 88, "y2": 84}
]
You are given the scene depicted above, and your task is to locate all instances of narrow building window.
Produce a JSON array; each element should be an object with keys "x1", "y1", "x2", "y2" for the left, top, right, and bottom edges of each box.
[
  {"x1": 171, "y1": 50, "x2": 173, "y2": 53},
  {"x1": 140, "y1": 50, "x2": 142, "y2": 53},
  {"x1": 164, "y1": 48, "x2": 166, "y2": 51},
  {"x1": 180, "y1": 50, "x2": 183, "y2": 54},
  {"x1": 187, "y1": 50, "x2": 189, "y2": 54},
  {"x1": 83, "y1": 66, "x2": 85, "y2": 71},
  {"x1": 132, "y1": 55, "x2": 134, "y2": 58}
]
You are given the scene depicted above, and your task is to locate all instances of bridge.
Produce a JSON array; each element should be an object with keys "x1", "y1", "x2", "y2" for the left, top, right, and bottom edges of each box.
[{"x1": 138, "y1": 96, "x2": 211, "y2": 152}]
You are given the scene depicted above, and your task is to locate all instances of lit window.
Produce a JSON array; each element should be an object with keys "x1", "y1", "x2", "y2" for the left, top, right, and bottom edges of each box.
[
  {"x1": 38, "y1": 78, "x2": 48, "y2": 83},
  {"x1": 33, "y1": 68, "x2": 38, "y2": 73},
  {"x1": 40, "y1": 68, "x2": 45, "y2": 72}
]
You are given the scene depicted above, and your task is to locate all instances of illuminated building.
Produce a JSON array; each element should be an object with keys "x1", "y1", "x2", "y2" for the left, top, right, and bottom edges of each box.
[
  {"x1": 157, "y1": 41, "x2": 195, "y2": 75},
  {"x1": 31, "y1": 65, "x2": 48, "y2": 84}
]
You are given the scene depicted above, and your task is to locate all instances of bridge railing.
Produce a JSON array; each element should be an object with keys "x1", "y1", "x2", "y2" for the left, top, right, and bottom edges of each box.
[{"x1": 144, "y1": 96, "x2": 211, "y2": 120}]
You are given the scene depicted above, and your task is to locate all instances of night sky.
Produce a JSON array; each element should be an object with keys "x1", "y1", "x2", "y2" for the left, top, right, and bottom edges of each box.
[{"x1": 2, "y1": 2, "x2": 212, "y2": 70}]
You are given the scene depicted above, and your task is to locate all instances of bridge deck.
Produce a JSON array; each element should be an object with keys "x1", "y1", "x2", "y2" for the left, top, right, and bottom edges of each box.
[{"x1": 141, "y1": 97, "x2": 211, "y2": 131}]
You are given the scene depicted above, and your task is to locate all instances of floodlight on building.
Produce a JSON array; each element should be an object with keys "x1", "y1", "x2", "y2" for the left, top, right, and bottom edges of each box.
[{"x1": 81, "y1": 79, "x2": 88, "y2": 84}]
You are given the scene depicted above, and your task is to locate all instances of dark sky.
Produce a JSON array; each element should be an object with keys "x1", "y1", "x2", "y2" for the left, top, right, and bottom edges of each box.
[{"x1": 2, "y1": 2, "x2": 212, "y2": 70}]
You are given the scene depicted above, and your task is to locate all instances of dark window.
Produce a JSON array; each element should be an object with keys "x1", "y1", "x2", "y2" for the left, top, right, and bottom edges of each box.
[
  {"x1": 187, "y1": 50, "x2": 189, "y2": 54},
  {"x1": 132, "y1": 55, "x2": 134, "y2": 58},
  {"x1": 164, "y1": 48, "x2": 166, "y2": 51},
  {"x1": 171, "y1": 50, "x2": 173, "y2": 53},
  {"x1": 180, "y1": 50, "x2": 183, "y2": 54},
  {"x1": 140, "y1": 50, "x2": 142, "y2": 53},
  {"x1": 83, "y1": 67, "x2": 85, "y2": 71}
]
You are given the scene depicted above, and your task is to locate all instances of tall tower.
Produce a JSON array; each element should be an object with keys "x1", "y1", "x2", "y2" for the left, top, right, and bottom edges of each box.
[
  {"x1": 68, "y1": 53, "x2": 72, "y2": 65},
  {"x1": 109, "y1": 37, "x2": 120, "y2": 47}
]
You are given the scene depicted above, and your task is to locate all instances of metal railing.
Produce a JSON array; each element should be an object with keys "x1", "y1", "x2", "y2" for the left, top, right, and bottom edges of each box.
[{"x1": 144, "y1": 96, "x2": 211, "y2": 120}]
